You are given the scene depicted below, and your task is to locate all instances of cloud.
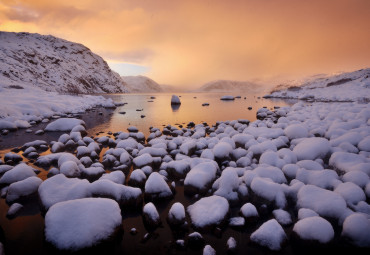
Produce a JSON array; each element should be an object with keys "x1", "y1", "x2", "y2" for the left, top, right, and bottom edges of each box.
[{"x1": 0, "y1": 0, "x2": 369, "y2": 88}]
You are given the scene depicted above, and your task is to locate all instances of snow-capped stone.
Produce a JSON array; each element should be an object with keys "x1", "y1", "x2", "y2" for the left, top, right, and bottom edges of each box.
[
  {"x1": 229, "y1": 217, "x2": 245, "y2": 227},
  {"x1": 334, "y1": 182, "x2": 366, "y2": 206},
  {"x1": 45, "y1": 118, "x2": 85, "y2": 132},
  {"x1": 144, "y1": 172, "x2": 172, "y2": 199},
  {"x1": 7, "y1": 203, "x2": 23, "y2": 218},
  {"x1": 250, "y1": 177, "x2": 287, "y2": 208},
  {"x1": 143, "y1": 202, "x2": 161, "y2": 228},
  {"x1": 45, "y1": 198, "x2": 121, "y2": 251},
  {"x1": 59, "y1": 161, "x2": 81, "y2": 178},
  {"x1": 227, "y1": 237, "x2": 237, "y2": 252},
  {"x1": 133, "y1": 153, "x2": 154, "y2": 168},
  {"x1": 0, "y1": 163, "x2": 36, "y2": 186},
  {"x1": 341, "y1": 213, "x2": 370, "y2": 247},
  {"x1": 171, "y1": 95, "x2": 181, "y2": 105},
  {"x1": 203, "y1": 245, "x2": 216, "y2": 255},
  {"x1": 293, "y1": 216, "x2": 334, "y2": 244},
  {"x1": 99, "y1": 171, "x2": 125, "y2": 185},
  {"x1": 6, "y1": 176, "x2": 42, "y2": 203},
  {"x1": 187, "y1": 195, "x2": 229, "y2": 229},
  {"x1": 213, "y1": 168, "x2": 239, "y2": 203},
  {"x1": 272, "y1": 209, "x2": 292, "y2": 226},
  {"x1": 128, "y1": 169, "x2": 147, "y2": 187},
  {"x1": 297, "y1": 208, "x2": 319, "y2": 220},
  {"x1": 250, "y1": 219, "x2": 287, "y2": 251},
  {"x1": 0, "y1": 165, "x2": 13, "y2": 175},
  {"x1": 167, "y1": 202, "x2": 186, "y2": 226},
  {"x1": 38, "y1": 174, "x2": 91, "y2": 210},
  {"x1": 293, "y1": 138, "x2": 330, "y2": 160},
  {"x1": 166, "y1": 160, "x2": 191, "y2": 178},
  {"x1": 184, "y1": 162, "x2": 218, "y2": 195},
  {"x1": 240, "y1": 202, "x2": 259, "y2": 219}
]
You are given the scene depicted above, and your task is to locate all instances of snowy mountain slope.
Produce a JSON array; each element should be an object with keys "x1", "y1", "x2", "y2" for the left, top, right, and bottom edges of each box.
[
  {"x1": 0, "y1": 32, "x2": 128, "y2": 93},
  {"x1": 193, "y1": 80, "x2": 267, "y2": 93},
  {"x1": 121, "y1": 75, "x2": 163, "y2": 93},
  {"x1": 265, "y1": 69, "x2": 370, "y2": 102}
]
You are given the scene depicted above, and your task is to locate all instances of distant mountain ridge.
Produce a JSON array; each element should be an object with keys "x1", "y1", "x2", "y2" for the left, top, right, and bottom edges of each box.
[
  {"x1": 0, "y1": 31, "x2": 128, "y2": 93},
  {"x1": 265, "y1": 68, "x2": 370, "y2": 102},
  {"x1": 193, "y1": 80, "x2": 267, "y2": 93},
  {"x1": 121, "y1": 75, "x2": 163, "y2": 93}
]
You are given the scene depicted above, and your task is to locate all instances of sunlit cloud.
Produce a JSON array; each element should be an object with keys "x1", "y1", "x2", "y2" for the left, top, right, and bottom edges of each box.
[
  {"x1": 0, "y1": 0, "x2": 369, "y2": 88},
  {"x1": 107, "y1": 61, "x2": 150, "y2": 77}
]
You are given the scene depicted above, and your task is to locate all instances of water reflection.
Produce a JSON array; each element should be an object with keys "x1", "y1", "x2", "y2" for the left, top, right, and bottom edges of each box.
[{"x1": 171, "y1": 104, "x2": 181, "y2": 112}]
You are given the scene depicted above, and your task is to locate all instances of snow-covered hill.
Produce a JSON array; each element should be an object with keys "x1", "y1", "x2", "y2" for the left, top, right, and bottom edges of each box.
[
  {"x1": 265, "y1": 69, "x2": 370, "y2": 102},
  {"x1": 0, "y1": 32, "x2": 128, "y2": 93},
  {"x1": 121, "y1": 75, "x2": 163, "y2": 93},
  {"x1": 193, "y1": 80, "x2": 267, "y2": 93}
]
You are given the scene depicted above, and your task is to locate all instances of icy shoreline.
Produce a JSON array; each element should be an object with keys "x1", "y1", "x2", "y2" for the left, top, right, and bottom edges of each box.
[
  {"x1": 0, "y1": 87, "x2": 116, "y2": 131},
  {"x1": 0, "y1": 100, "x2": 369, "y2": 252}
]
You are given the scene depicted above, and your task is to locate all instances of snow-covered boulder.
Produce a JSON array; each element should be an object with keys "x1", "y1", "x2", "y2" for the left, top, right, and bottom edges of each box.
[
  {"x1": 6, "y1": 176, "x2": 42, "y2": 203},
  {"x1": 293, "y1": 216, "x2": 334, "y2": 244},
  {"x1": 99, "y1": 171, "x2": 125, "y2": 185},
  {"x1": 273, "y1": 209, "x2": 292, "y2": 226},
  {"x1": 89, "y1": 179, "x2": 142, "y2": 207},
  {"x1": 128, "y1": 169, "x2": 147, "y2": 188},
  {"x1": 203, "y1": 245, "x2": 216, "y2": 255},
  {"x1": 143, "y1": 202, "x2": 161, "y2": 228},
  {"x1": 250, "y1": 219, "x2": 287, "y2": 251},
  {"x1": 38, "y1": 174, "x2": 91, "y2": 210},
  {"x1": 293, "y1": 137, "x2": 330, "y2": 160},
  {"x1": 45, "y1": 118, "x2": 85, "y2": 132},
  {"x1": 341, "y1": 213, "x2": 370, "y2": 247},
  {"x1": 284, "y1": 124, "x2": 309, "y2": 139},
  {"x1": 187, "y1": 195, "x2": 229, "y2": 229},
  {"x1": 144, "y1": 172, "x2": 172, "y2": 200},
  {"x1": 166, "y1": 160, "x2": 191, "y2": 178},
  {"x1": 213, "y1": 168, "x2": 239, "y2": 204},
  {"x1": 171, "y1": 95, "x2": 181, "y2": 105},
  {"x1": 167, "y1": 202, "x2": 186, "y2": 226},
  {"x1": 0, "y1": 163, "x2": 36, "y2": 186},
  {"x1": 240, "y1": 202, "x2": 259, "y2": 222},
  {"x1": 45, "y1": 198, "x2": 121, "y2": 251},
  {"x1": 184, "y1": 162, "x2": 218, "y2": 195},
  {"x1": 334, "y1": 182, "x2": 366, "y2": 206}
]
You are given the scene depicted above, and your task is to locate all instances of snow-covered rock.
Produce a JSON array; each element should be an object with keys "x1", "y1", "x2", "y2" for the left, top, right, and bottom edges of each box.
[
  {"x1": 0, "y1": 163, "x2": 36, "y2": 186},
  {"x1": 187, "y1": 195, "x2": 229, "y2": 229},
  {"x1": 171, "y1": 95, "x2": 181, "y2": 105},
  {"x1": 45, "y1": 118, "x2": 85, "y2": 132},
  {"x1": 250, "y1": 219, "x2": 287, "y2": 251},
  {"x1": 341, "y1": 213, "x2": 370, "y2": 247},
  {"x1": 293, "y1": 137, "x2": 330, "y2": 160},
  {"x1": 45, "y1": 198, "x2": 121, "y2": 251},
  {"x1": 293, "y1": 216, "x2": 334, "y2": 244},
  {"x1": 144, "y1": 172, "x2": 172, "y2": 199},
  {"x1": 167, "y1": 202, "x2": 186, "y2": 226},
  {"x1": 6, "y1": 176, "x2": 42, "y2": 203},
  {"x1": 143, "y1": 202, "x2": 161, "y2": 228},
  {"x1": 184, "y1": 162, "x2": 218, "y2": 195}
]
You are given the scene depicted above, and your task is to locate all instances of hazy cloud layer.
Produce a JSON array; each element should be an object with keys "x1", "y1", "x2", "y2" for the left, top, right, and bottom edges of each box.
[{"x1": 1, "y1": 0, "x2": 369, "y2": 88}]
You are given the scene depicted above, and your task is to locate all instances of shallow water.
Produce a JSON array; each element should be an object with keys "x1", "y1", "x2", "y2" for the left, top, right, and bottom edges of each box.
[{"x1": 2, "y1": 93, "x2": 368, "y2": 255}]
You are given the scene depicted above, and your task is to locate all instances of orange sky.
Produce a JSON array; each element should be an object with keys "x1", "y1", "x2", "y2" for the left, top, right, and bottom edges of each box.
[{"x1": 1, "y1": 0, "x2": 369, "y2": 88}]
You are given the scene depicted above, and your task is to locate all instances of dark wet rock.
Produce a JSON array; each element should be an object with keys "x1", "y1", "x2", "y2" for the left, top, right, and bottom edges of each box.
[
  {"x1": 202, "y1": 103, "x2": 209, "y2": 106},
  {"x1": 188, "y1": 232, "x2": 205, "y2": 249},
  {"x1": 119, "y1": 111, "x2": 126, "y2": 115},
  {"x1": 141, "y1": 115, "x2": 145, "y2": 118},
  {"x1": 1, "y1": 130, "x2": 9, "y2": 135},
  {"x1": 130, "y1": 228, "x2": 138, "y2": 235}
]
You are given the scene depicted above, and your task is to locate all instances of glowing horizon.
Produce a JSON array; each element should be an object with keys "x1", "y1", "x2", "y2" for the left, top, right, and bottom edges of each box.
[{"x1": 1, "y1": 0, "x2": 369, "y2": 88}]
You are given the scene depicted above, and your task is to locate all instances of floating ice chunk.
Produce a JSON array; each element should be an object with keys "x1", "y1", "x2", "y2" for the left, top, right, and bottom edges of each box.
[
  {"x1": 293, "y1": 138, "x2": 330, "y2": 160},
  {"x1": 296, "y1": 168, "x2": 340, "y2": 189},
  {"x1": 6, "y1": 176, "x2": 42, "y2": 203},
  {"x1": 187, "y1": 195, "x2": 229, "y2": 228},
  {"x1": 272, "y1": 209, "x2": 292, "y2": 225},
  {"x1": 99, "y1": 171, "x2": 125, "y2": 184},
  {"x1": 334, "y1": 182, "x2": 366, "y2": 206},
  {"x1": 45, "y1": 118, "x2": 85, "y2": 132},
  {"x1": 0, "y1": 163, "x2": 36, "y2": 186},
  {"x1": 45, "y1": 198, "x2": 121, "y2": 251},
  {"x1": 145, "y1": 172, "x2": 172, "y2": 199},
  {"x1": 293, "y1": 216, "x2": 334, "y2": 243},
  {"x1": 38, "y1": 174, "x2": 91, "y2": 210},
  {"x1": 342, "y1": 171, "x2": 369, "y2": 188},
  {"x1": 203, "y1": 245, "x2": 216, "y2": 255},
  {"x1": 250, "y1": 219, "x2": 287, "y2": 251},
  {"x1": 297, "y1": 185, "x2": 350, "y2": 224},
  {"x1": 250, "y1": 177, "x2": 287, "y2": 208},
  {"x1": 341, "y1": 213, "x2": 370, "y2": 247},
  {"x1": 284, "y1": 124, "x2": 308, "y2": 139},
  {"x1": 171, "y1": 95, "x2": 181, "y2": 105},
  {"x1": 184, "y1": 162, "x2": 218, "y2": 195},
  {"x1": 213, "y1": 168, "x2": 239, "y2": 203},
  {"x1": 167, "y1": 202, "x2": 186, "y2": 226}
]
